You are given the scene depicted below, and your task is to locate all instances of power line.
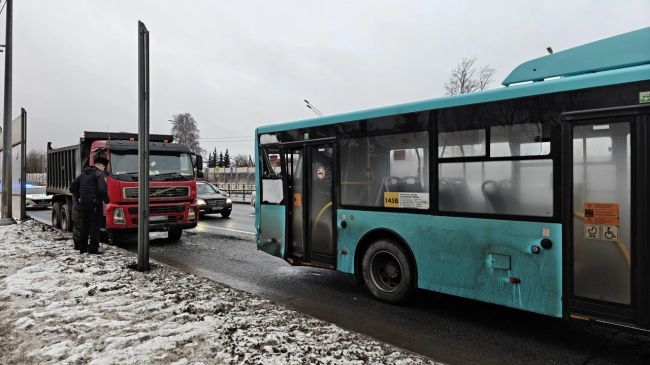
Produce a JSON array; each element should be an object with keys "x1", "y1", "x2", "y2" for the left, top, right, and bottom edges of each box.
[
  {"x1": 199, "y1": 135, "x2": 251, "y2": 140},
  {"x1": 200, "y1": 137, "x2": 252, "y2": 141},
  {"x1": 200, "y1": 139, "x2": 252, "y2": 143}
]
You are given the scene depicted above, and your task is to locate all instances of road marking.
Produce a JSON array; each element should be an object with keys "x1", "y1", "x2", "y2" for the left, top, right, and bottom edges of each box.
[{"x1": 197, "y1": 224, "x2": 255, "y2": 235}]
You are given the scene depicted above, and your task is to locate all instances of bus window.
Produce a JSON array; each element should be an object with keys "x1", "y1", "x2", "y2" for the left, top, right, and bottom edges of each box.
[
  {"x1": 261, "y1": 146, "x2": 284, "y2": 204},
  {"x1": 341, "y1": 131, "x2": 429, "y2": 209},
  {"x1": 438, "y1": 129, "x2": 485, "y2": 158},
  {"x1": 490, "y1": 122, "x2": 550, "y2": 157},
  {"x1": 439, "y1": 159, "x2": 553, "y2": 216}
]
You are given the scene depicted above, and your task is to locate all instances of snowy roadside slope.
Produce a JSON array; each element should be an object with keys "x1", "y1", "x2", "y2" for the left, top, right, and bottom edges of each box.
[{"x1": 0, "y1": 221, "x2": 442, "y2": 365}]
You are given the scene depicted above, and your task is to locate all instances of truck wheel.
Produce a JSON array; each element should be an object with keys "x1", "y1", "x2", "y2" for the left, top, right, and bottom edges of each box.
[
  {"x1": 60, "y1": 203, "x2": 73, "y2": 232},
  {"x1": 52, "y1": 202, "x2": 62, "y2": 229},
  {"x1": 221, "y1": 209, "x2": 231, "y2": 218},
  {"x1": 168, "y1": 228, "x2": 182, "y2": 242},
  {"x1": 361, "y1": 239, "x2": 414, "y2": 303}
]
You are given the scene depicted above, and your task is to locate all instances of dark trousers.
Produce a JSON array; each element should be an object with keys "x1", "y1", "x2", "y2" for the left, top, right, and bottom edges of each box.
[
  {"x1": 79, "y1": 204, "x2": 103, "y2": 253},
  {"x1": 72, "y1": 206, "x2": 83, "y2": 250}
]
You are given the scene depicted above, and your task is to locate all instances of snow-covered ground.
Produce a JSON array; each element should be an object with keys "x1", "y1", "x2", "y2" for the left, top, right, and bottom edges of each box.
[{"x1": 0, "y1": 220, "x2": 442, "y2": 365}]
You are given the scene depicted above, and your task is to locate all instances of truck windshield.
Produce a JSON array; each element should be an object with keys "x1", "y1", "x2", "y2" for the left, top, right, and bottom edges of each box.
[{"x1": 110, "y1": 152, "x2": 194, "y2": 181}]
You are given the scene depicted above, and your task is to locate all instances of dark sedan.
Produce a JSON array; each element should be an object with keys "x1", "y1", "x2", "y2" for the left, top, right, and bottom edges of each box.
[{"x1": 196, "y1": 182, "x2": 232, "y2": 218}]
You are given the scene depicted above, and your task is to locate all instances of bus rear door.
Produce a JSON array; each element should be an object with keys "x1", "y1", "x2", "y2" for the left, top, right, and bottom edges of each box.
[{"x1": 564, "y1": 105, "x2": 649, "y2": 329}]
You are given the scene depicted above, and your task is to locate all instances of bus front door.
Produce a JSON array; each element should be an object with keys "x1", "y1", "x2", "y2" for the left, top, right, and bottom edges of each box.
[
  {"x1": 286, "y1": 143, "x2": 336, "y2": 267},
  {"x1": 566, "y1": 111, "x2": 646, "y2": 327}
]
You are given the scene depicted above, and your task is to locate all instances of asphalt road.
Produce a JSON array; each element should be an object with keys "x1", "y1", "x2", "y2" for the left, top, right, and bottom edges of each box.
[{"x1": 28, "y1": 206, "x2": 650, "y2": 364}]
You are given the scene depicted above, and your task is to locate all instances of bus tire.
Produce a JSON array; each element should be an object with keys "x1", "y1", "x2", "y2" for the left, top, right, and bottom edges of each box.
[
  {"x1": 168, "y1": 228, "x2": 182, "y2": 242},
  {"x1": 362, "y1": 239, "x2": 414, "y2": 303},
  {"x1": 60, "y1": 203, "x2": 73, "y2": 232},
  {"x1": 52, "y1": 202, "x2": 62, "y2": 229}
]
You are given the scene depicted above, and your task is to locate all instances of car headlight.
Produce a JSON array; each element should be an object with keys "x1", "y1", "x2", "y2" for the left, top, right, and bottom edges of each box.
[
  {"x1": 113, "y1": 208, "x2": 126, "y2": 224},
  {"x1": 226, "y1": 198, "x2": 232, "y2": 204},
  {"x1": 188, "y1": 207, "x2": 196, "y2": 220},
  {"x1": 196, "y1": 198, "x2": 206, "y2": 206}
]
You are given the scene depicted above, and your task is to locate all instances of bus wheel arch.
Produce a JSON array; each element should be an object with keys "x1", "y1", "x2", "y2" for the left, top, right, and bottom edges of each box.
[{"x1": 355, "y1": 229, "x2": 418, "y2": 302}]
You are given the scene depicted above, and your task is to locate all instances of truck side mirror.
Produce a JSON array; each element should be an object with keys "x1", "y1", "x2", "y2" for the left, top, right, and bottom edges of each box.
[
  {"x1": 195, "y1": 155, "x2": 203, "y2": 171},
  {"x1": 196, "y1": 171, "x2": 204, "y2": 179}
]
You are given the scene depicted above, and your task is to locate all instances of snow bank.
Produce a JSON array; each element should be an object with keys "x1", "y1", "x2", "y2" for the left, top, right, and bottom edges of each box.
[{"x1": 0, "y1": 220, "x2": 441, "y2": 365}]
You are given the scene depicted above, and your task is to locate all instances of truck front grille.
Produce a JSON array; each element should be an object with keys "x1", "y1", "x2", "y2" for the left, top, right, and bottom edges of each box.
[
  {"x1": 127, "y1": 205, "x2": 185, "y2": 214},
  {"x1": 124, "y1": 187, "x2": 190, "y2": 199},
  {"x1": 131, "y1": 216, "x2": 179, "y2": 224}
]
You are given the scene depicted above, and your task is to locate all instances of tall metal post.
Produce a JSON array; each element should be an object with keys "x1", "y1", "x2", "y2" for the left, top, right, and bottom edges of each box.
[
  {"x1": 0, "y1": 0, "x2": 14, "y2": 225},
  {"x1": 137, "y1": 21, "x2": 150, "y2": 271},
  {"x1": 19, "y1": 108, "x2": 26, "y2": 220}
]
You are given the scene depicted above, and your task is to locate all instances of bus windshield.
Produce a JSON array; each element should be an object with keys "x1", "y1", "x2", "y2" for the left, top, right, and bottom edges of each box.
[{"x1": 109, "y1": 152, "x2": 194, "y2": 181}]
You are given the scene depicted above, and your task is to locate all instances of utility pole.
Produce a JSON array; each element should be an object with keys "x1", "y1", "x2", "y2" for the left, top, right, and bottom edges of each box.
[
  {"x1": 137, "y1": 20, "x2": 150, "y2": 271},
  {"x1": 0, "y1": 0, "x2": 14, "y2": 225}
]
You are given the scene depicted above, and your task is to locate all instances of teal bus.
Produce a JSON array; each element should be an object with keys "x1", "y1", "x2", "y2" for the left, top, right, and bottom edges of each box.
[{"x1": 254, "y1": 27, "x2": 650, "y2": 330}]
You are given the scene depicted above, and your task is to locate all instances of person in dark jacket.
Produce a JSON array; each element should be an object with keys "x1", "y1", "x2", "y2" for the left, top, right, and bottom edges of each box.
[{"x1": 70, "y1": 156, "x2": 110, "y2": 254}]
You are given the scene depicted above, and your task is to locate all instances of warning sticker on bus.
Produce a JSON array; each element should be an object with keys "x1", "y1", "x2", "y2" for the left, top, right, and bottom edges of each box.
[
  {"x1": 584, "y1": 202, "x2": 619, "y2": 226},
  {"x1": 384, "y1": 192, "x2": 430, "y2": 209}
]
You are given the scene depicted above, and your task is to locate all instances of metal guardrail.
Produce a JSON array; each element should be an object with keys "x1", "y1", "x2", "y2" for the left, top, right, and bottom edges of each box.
[{"x1": 214, "y1": 183, "x2": 254, "y2": 203}]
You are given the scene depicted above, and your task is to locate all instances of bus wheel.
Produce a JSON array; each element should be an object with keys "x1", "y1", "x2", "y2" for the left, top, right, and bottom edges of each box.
[
  {"x1": 168, "y1": 228, "x2": 182, "y2": 242},
  {"x1": 52, "y1": 202, "x2": 62, "y2": 229},
  {"x1": 362, "y1": 239, "x2": 414, "y2": 303}
]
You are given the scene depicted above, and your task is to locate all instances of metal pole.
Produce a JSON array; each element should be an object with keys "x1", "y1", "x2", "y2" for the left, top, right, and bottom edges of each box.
[
  {"x1": 137, "y1": 21, "x2": 150, "y2": 271},
  {"x1": 19, "y1": 108, "x2": 25, "y2": 220},
  {"x1": 0, "y1": 0, "x2": 14, "y2": 225}
]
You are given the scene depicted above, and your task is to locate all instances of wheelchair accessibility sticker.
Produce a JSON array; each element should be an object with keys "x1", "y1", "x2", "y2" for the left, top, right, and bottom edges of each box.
[{"x1": 601, "y1": 225, "x2": 618, "y2": 241}]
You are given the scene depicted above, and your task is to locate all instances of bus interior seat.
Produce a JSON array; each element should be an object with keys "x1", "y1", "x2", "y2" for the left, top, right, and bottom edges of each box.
[
  {"x1": 438, "y1": 178, "x2": 454, "y2": 210},
  {"x1": 439, "y1": 178, "x2": 474, "y2": 212},
  {"x1": 374, "y1": 176, "x2": 402, "y2": 206},
  {"x1": 400, "y1": 176, "x2": 423, "y2": 192},
  {"x1": 482, "y1": 180, "x2": 512, "y2": 214}
]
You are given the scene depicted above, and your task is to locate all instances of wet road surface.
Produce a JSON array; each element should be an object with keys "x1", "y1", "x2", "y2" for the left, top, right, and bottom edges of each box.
[{"x1": 28, "y1": 206, "x2": 650, "y2": 364}]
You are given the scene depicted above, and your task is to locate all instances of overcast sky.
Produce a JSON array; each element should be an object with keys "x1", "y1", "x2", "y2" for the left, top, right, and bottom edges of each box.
[{"x1": 1, "y1": 0, "x2": 648, "y2": 157}]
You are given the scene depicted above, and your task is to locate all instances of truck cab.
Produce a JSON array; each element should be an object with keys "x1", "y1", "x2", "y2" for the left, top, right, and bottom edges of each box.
[{"x1": 47, "y1": 131, "x2": 201, "y2": 242}]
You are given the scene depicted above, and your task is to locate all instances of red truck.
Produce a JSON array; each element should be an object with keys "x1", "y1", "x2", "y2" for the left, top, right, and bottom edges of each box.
[{"x1": 46, "y1": 131, "x2": 202, "y2": 242}]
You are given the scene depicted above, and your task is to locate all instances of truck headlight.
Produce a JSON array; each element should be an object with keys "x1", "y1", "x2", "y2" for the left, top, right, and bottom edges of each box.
[
  {"x1": 188, "y1": 207, "x2": 196, "y2": 220},
  {"x1": 113, "y1": 208, "x2": 126, "y2": 224},
  {"x1": 196, "y1": 198, "x2": 206, "y2": 206},
  {"x1": 226, "y1": 198, "x2": 232, "y2": 204}
]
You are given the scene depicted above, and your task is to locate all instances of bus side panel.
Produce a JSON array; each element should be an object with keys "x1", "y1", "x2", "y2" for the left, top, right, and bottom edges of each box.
[
  {"x1": 258, "y1": 204, "x2": 286, "y2": 258},
  {"x1": 337, "y1": 209, "x2": 563, "y2": 318}
]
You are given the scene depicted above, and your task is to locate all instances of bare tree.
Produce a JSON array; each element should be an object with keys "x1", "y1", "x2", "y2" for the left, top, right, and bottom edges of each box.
[
  {"x1": 444, "y1": 57, "x2": 495, "y2": 95},
  {"x1": 233, "y1": 153, "x2": 250, "y2": 167},
  {"x1": 26, "y1": 149, "x2": 46, "y2": 173},
  {"x1": 170, "y1": 113, "x2": 205, "y2": 155}
]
